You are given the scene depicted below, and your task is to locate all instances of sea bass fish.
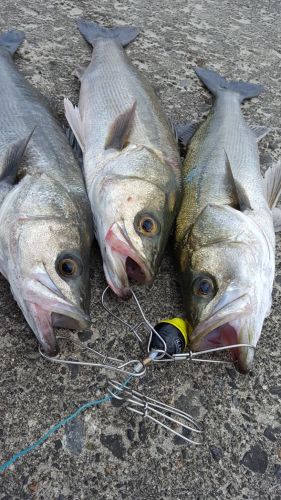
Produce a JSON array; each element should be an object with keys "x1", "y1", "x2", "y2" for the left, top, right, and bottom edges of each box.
[
  {"x1": 65, "y1": 20, "x2": 181, "y2": 298},
  {"x1": 175, "y1": 67, "x2": 281, "y2": 372},
  {"x1": 0, "y1": 31, "x2": 93, "y2": 354}
]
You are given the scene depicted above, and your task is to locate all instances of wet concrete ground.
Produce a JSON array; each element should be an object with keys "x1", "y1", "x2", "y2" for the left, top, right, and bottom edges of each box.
[{"x1": 0, "y1": 0, "x2": 281, "y2": 498}]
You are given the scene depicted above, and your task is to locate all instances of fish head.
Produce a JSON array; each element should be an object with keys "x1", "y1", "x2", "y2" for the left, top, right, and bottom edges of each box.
[
  {"x1": 93, "y1": 146, "x2": 179, "y2": 297},
  {"x1": 179, "y1": 203, "x2": 275, "y2": 372},
  {"x1": 6, "y1": 174, "x2": 92, "y2": 355}
]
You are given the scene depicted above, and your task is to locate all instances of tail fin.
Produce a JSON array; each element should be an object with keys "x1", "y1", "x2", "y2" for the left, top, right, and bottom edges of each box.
[
  {"x1": 195, "y1": 67, "x2": 264, "y2": 102},
  {"x1": 77, "y1": 19, "x2": 140, "y2": 48},
  {"x1": 0, "y1": 30, "x2": 25, "y2": 55}
]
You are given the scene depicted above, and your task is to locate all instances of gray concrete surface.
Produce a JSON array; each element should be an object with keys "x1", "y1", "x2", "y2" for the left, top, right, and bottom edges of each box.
[{"x1": 0, "y1": 0, "x2": 281, "y2": 498}]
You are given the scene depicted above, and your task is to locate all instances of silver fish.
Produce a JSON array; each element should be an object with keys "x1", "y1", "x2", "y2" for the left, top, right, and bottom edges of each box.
[
  {"x1": 175, "y1": 67, "x2": 281, "y2": 372},
  {"x1": 0, "y1": 31, "x2": 93, "y2": 355},
  {"x1": 65, "y1": 20, "x2": 181, "y2": 298}
]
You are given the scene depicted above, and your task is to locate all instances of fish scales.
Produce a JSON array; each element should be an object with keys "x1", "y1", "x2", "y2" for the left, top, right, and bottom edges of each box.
[
  {"x1": 65, "y1": 21, "x2": 181, "y2": 297},
  {"x1": 0, "y1": 49, "x2": 87, "y2": 198},
  {"x1": 176, "y1": 67, "x2": 281, "y2": 372},
  {"x1": 0, "y1": 31, "x2": 93, "y2": 355},
  {"x1": 178, "y1": 94, "x2": 267, "y2": 242},
  {"x1": 80, "y1": 39, "x2": 179, "y2": 169}
]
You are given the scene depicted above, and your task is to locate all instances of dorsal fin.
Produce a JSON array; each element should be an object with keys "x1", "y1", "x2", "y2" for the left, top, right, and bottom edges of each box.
[
  {"x1": 250, "y1": 125, "x2": 270, "y2": 142},
  {"x1": 104, "y1": 101, "x2": 136, "y2": 150}
]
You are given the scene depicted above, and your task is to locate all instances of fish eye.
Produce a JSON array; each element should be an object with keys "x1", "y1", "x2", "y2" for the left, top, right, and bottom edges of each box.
[
  {"x1": 135, "y1": 213, "x2": 160, "y2": 237},
  {"x1": 193, "y1": 277, "x2": 215, "y2": 297},
  {"x1": 56, "y1": 254, "x2": 82, "y2": 279}
]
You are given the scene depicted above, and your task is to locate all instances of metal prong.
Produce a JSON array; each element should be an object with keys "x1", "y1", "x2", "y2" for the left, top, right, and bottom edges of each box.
[
  {"x1": 152, "y1": 343, "x2": 256, "y2": 365},
  {"x1": 101, "y1": 286, "x2": 168, "y2": 355},
  {"x1": 121, "y1": 389, "x2": 201, "y2": 433},
  {"x1": 108, "y1": 380, "x2": 203, "y2": 445},
  {"x1": 39, "y1": 338, "x2": 146, "y2": 378},
  {"x1": 107, "y1": 388, "x2": 124, "y2": 401},
  {"x1": 128, "y1": 407, "x2": 202, "y2": 445},
  {"x1": 101, "y1": 286, "x2": 144, "y2": 342}
]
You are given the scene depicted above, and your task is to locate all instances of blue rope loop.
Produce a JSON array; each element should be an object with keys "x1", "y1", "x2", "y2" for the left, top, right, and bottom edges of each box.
[{"x1": 0, "y1": 376, "x2": 132, "y2": 474}]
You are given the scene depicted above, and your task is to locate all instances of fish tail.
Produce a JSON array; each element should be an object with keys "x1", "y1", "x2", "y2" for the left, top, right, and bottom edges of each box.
[
  {"x1": 195, "y1": 67, "x2": 264, "y2": 102},
  {"x1": 77, "y1": 19, "x2": 140, "y2": 47},
  {"x1": 0, "y1": 30, "x2": 25, "y2": 55}
]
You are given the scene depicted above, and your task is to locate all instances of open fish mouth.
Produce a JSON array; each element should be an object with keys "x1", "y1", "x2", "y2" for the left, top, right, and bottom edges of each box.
[
  {"x1": 104, "y1": 223, "x2": 153, "y2": 298},
  {"x1": 27, "y1": 304, "x2": 90, "y2": 356},
  {"x1": 20, "y1": 267, "x2": 90, "y2": 355},
  {"x1": 190, "y1": 291, "x2": 255, "y2": 372},
  {"x1": 192, "y1": 322, "x2": 255, "y2": 373}
]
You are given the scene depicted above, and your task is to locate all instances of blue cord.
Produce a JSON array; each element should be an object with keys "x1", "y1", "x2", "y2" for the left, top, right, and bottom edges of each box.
[{"x1": 0, "y1": 376, "x2": 132, "y2": 474}]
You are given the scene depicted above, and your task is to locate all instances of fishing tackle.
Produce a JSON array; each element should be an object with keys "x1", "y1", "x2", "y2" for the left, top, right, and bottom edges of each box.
[
  {"x1": 101, "y1": 286, "x2": 255, "y2": 364},
  {"x1": 149, "y1": 317, "x2": 190, "y2": 356},
  {"x1": 40, "y1": 286, "x2": 255, "y2": 445},
  {"x1": 108, "y1": 380, "x2": 203, "y2": 445},
  {"x1": 39, "y1": 338, "x2": 147, "y2": 378}
]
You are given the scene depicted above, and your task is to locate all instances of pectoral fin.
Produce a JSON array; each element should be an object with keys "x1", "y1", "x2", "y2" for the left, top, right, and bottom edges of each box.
[
  {"x1": 174, "y1": 122, "x2": 198, "y2": 146},
  {"x1": 0, "y1": 128, "x2": 35, "y2": 184},
  {"x1": 272, "y1": 207, "x2": 281, "y2": 232},
  {"x1": 225, "y1": 153, "x2": 253, "y2": 210},
  {"x1": 0, "y1": 128, "x2": 34, "y2": 205},
  {"x1": 250, "y1": 125, "x2": 270, "y2": 142},
  {"x1": 104, "y1": 101, "x2": 136, "y2": 150},
  {"x1": 64, "y1": 98, "x2": 85, "y2": 152},
  {"x1": 264, "y1": 161, "x2": 281, "y2": 209}
]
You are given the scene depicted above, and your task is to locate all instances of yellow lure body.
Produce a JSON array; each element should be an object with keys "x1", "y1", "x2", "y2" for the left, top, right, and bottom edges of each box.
[{"x1": 157, "y1": 318, "x2": 193, "y2": 350}]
